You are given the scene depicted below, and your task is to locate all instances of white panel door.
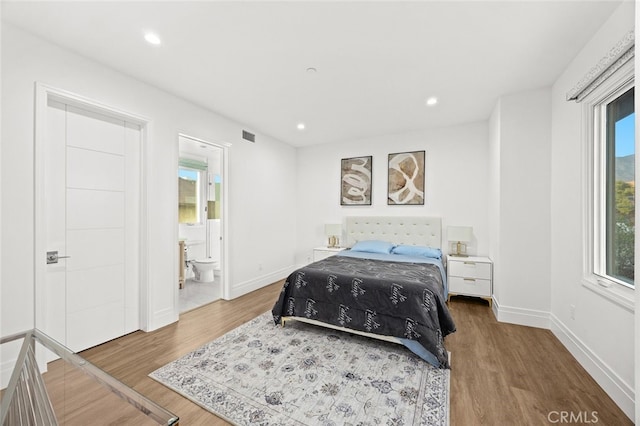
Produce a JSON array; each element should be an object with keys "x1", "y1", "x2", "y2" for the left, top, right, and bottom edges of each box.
[{"x1": 43, "y1": 100, "x2": 140, "y2": 352}]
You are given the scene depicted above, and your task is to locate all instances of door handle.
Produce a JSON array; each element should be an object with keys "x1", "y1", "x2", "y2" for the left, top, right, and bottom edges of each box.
[{"x1": 46, "y1": 251, "x2": 71, "y2": 264}]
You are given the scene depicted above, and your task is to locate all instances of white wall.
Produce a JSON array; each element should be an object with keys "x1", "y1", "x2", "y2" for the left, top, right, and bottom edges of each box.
[
  {"x1": 1, "y1": 24, "x2": 296, "y2": 345},
  {"x1": 490, "y1": 88, "x2": 552, "y2": 327},
  {"x1": 295, "y1": 122, "x2": 490, "y2": 264},
  {"x1": 2, "y1": 6, "x2": 636, "y2": 418},
  {"x1": 227, "y1": 129, "x2": 298, "y2": 296},
  {"x1": 549, "y1": 1, "x2": 635, "y2": 418}
]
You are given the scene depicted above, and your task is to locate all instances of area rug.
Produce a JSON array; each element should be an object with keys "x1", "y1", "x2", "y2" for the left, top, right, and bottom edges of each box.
[{"x1": 150, "y1": 312, "x2": 450, "y2": 425}]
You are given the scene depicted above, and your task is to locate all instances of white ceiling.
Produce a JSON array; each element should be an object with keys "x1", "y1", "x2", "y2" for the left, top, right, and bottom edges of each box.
[{"x1": 2, "y1": 1, "x2": 623, "y2": 147}]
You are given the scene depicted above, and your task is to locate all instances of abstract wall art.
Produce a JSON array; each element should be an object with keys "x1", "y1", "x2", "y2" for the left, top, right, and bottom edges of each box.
[
  {"x1": 341, "y1": 156, "x2": 372, "y2": 205},
  {"x1": 387, "y1": 150, "x2": 425, "y2": 205}
]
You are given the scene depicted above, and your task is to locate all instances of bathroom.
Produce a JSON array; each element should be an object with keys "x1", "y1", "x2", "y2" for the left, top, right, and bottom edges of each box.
[{"x1": 178, "y1": 135, "x2": 223, "y2": 313}]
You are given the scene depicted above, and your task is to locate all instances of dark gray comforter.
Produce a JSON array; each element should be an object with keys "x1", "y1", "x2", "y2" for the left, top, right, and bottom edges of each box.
[{"x1": 272, "y1": 254, "x2": 456, "y2": 368}]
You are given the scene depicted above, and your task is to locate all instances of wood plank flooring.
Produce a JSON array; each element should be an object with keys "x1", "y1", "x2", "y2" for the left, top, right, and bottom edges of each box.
[
  {"x1": 446, "y1": 296, "x2": 631, "y2": 425},
  {"x1": 43, "y1": 282, "x2": 631, "y2": 425}
]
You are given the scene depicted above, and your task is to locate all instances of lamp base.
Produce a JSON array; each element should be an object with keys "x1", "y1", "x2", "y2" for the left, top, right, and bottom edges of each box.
[{"x1": 450, "y1": 241, "x2": 468, "y2": 257}]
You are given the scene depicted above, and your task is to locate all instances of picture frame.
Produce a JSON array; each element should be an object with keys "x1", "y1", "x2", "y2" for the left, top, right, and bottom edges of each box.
[
  {"x1": 387, "y1": 150, "x2": 425, "y2": 205},
  {"x1": 341, "y1": 156, "x2": 372, "y2": 205}
]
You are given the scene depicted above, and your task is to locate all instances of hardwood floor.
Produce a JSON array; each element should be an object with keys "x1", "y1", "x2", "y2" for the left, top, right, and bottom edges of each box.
[
  {"x1": 44, "y1": 282, "x2": 631, "y2": 425},
  {"x1": 446, "y1": 296, "x2": 631, "y2": 425}
]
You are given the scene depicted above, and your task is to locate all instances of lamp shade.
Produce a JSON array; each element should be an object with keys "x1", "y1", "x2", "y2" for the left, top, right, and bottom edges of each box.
[
  {"x1": 324, "y1": 224, "x2": 342, "y2": 236},
  {"x1": 448, "y1": 226, "x2": 472, "y2": 242}
]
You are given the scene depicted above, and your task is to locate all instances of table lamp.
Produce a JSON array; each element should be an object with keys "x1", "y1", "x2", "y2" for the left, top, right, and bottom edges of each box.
[
  {"x1": 448, "y1": 226, "x2": 472, "y2": 257},
  {"x1": 324, "y1": 224, "x2": 342, "y2": 248}
]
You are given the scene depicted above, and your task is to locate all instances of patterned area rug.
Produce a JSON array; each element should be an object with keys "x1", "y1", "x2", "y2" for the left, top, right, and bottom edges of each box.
[{"x1": 150, "y1": 312, "x2": 450, "y2": 425}]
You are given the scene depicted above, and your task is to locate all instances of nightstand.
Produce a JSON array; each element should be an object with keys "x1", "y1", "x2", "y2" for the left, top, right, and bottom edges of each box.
[
  {"x1": 447, "y1": 255, "x2": 493, "y2": 307},
  {"x1": 313, "y1": 246, "x2": 346, "y2": 262}
]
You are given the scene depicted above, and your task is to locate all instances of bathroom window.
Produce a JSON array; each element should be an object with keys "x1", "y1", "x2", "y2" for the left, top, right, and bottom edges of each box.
[{"x1": 178, "y1": 167, "x2": 202, "y2": 224}]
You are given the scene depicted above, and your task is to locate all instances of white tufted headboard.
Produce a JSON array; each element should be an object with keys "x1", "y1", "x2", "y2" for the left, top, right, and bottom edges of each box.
[{"x1": 345, "y1": 216, "x2": 442, "y2": 248}]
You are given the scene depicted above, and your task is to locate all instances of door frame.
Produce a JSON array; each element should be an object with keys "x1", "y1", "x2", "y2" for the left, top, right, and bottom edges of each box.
[
  {"x1": 34, "y1": 83, "x2": 151, "y2": 334},
  {"x1": 177, "y1": 133, "x2": 231, "y2": 300}
]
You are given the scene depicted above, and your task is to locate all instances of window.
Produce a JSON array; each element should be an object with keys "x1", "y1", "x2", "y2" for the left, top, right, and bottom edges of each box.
[
  {"x1": 572, "y1": 33, "x2": 635, "y2": 309},
  {"x1": 603, "y1": 88, "x2": 634, "y2": 286},
  {"x1": 178, "y1": 167, "x2": 201, "y2": 224},
  {"x1": 586, "y1": 61, "x2": 635, "y2": 298}
]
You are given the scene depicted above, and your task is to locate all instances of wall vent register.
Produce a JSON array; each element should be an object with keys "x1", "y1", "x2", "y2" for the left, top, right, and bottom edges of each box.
[{"x1": 242, "y1": 130, "x2": 255, "y2": 142}]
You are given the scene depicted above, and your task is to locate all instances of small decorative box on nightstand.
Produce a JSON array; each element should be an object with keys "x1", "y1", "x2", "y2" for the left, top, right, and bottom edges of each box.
[
  {"x1": 447, "y1": 255, "x2": 493, "y2": 307},
  {"x1": 313, "y1": 247, "x2": 346, "y2": 262}
]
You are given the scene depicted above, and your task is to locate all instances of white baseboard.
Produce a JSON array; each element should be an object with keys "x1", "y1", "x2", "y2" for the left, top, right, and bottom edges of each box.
[
  {"x1": 493, "y1": 299, "x2": 634, "y2": 420},
  {"x1": 550, "y1": 314, "x2": 635, "y2": 420},
  {"x1": 492, "y1": 297, "x2": 551, "y2": 329},
  {"x1": 228, "y1": 265, "x2": 296, "y2": 300},
  {"x1": 146, "y1": 307, "x2": 178, "y2": 332}
]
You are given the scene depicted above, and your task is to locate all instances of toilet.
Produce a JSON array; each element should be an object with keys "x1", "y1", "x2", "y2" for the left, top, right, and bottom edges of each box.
[{"x1": 191, "y1": 258, "x2": 219, "y2": 283}]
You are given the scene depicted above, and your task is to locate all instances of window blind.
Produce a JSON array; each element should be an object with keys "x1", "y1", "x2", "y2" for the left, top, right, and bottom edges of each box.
[{"x1": 566, "y1": 30, "x2": 634, "y2": 103}]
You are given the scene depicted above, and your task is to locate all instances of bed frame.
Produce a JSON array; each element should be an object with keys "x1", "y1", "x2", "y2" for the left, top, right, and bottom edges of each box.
[{"x1": 281, "y1": 216, "x2": 443, "y2": 343}]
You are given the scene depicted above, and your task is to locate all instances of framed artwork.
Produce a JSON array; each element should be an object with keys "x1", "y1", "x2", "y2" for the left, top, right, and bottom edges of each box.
[
  {"x1": 388, "y1": 150, "x2": 425, "y2": 205},
  {"x1": 341, "y1": 156, "x2": 372, "y2": 205}
]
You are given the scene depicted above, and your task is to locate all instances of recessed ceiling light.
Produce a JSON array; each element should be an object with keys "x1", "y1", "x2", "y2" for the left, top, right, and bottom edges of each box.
[
  {"x1": 426, "y1": 96, "x2": 438, "y2": 106},
  {"x1": 297, "y1": 123, "x2": 306, "y2": 131},
  {"x1": 144, "y1": 32, "x2": 161, "y2": 45}
]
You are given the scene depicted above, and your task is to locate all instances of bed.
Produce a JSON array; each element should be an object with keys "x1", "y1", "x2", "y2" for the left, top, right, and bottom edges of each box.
[{"x1": 272, "y1": 216, "x2": 456, "y2": 368}]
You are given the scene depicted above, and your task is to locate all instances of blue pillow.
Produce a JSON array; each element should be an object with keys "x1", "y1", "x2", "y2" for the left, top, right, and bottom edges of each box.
[
  {"x1": 350, "y1": 240, "x2": 395, "y2": 254},
  {"x1": 392, "y1": 244, "x2": 442, "y2": 259}
]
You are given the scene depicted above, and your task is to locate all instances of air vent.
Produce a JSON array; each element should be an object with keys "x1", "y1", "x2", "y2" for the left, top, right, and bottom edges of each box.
[{"x1": 242, "y1": 130, "x2": 256, "y2": 143}]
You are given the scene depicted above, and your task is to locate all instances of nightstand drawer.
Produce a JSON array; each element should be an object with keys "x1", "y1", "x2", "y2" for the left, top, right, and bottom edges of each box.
[
  {"x1": 313, "y1": 247, "x2": 346, "y2": 262},
  {"x1": 448, "y1": 260, "x2": 491, "y2": 280},
  {"x1": 314, "y1": 250, "x2": 335, "y2": 262},
  {"x1": 448, "y1": 276, "x2": 491, "y2": 297}
]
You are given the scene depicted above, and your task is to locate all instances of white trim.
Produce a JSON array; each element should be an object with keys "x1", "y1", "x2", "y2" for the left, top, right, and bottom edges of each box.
[
  {"x1": 580, "y1": 60, "x2": 635, "y2": 309},
  {"x1": 148, "y1": 307, "x2": 177, "y2": 332},
  {"x1": 493, "y1": 298, "x2": 635, "y2": 420},
  {"x1": 581, "y1": 278, "x2": 634, "y2": 312},
  {"x1": 492, "y1": 297, "x2": 550, "y2": 329},
  {"x1": 221, "y1": 143, "x2": 231, "y2": 300},
  {"x1": 176, "y1": 133, "x2": 232, "y2": 303},
  {"x1": 33, "y1": 83, "x2": 152, "y2": 334},
  {"x1": 228, "y1": 265, "x2": 296, "y2": 300},
  {"x1": 139, "y1": 119, "x2": 151, "y2": 331},
  {"x1": 40, "y1": 84, "x2": 149, "y2": 125},
  {"x1": 177, "y1": 132, "x2": 232, "y2": 149},
  {"x1": 550, "y1": 314, "x2": 635, "y2": 420}
]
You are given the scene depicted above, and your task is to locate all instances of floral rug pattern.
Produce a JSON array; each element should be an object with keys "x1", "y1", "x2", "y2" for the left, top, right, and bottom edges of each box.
[{"x1": 150, "y1": 312, "x2": 450, "y2": 425}]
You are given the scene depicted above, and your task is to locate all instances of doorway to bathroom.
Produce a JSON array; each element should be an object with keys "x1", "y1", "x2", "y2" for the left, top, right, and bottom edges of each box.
[{"x1": 177, "y1": 134, "x2": 226, "y2": 313}]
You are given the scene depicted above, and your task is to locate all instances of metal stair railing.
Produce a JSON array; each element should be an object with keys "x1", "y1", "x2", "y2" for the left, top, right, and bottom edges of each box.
[{"x1": 0, "y1": 330, "x2": 179, "y2": 425}]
